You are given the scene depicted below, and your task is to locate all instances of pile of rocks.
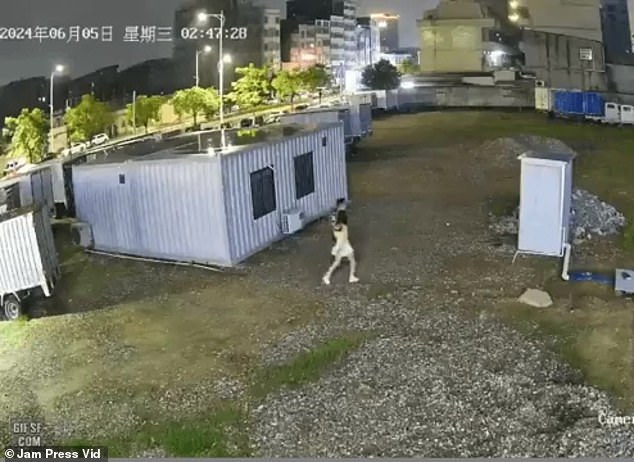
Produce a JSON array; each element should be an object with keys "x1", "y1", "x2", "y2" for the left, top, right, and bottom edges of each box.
[
  {"x1": 490, "y1": 188, "x2": 626, "y2": 243},
  {"x1": 480, "y1": 135, "x2": 577, "y2": 168}
]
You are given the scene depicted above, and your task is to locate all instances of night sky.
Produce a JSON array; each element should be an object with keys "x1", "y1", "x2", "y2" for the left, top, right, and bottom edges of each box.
[{"x1": 0, "y1": 0, "x2": 437, "y2": 85}]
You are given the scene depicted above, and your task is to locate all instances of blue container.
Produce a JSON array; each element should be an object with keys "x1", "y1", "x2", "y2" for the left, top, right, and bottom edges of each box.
[
  {"x1": 554, "y1": 90, "x2": 584, "y2": 115},
  {"x1": 582, "y1": 92, "x2": 605, "y2": 116}
]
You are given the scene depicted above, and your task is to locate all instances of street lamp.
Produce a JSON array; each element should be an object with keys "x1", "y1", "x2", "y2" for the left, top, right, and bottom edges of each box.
[
  {"x1": 49, "y1": 64, "x2": 65, "y2": 152},
  {"x1": 195, "y1": 45, "x2": 212, "y2": 87},
  {"x1": 198, "y1": 10, "x2": 228, "y2": 147}
]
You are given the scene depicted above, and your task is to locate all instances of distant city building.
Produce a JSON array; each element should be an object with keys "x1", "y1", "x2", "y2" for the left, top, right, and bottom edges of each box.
[
  {"x1": 601, "y1": 0, "x2": 633, "y2": 61},
  {"x1": 284, "y1": 0, "x2": 358, "y2": 75},
  {"x1": 507, "y1": 0, "x2": 603, "y2": 42},
  {"x1": 117, "y1": 59, "x2": 179, "y2": 101},
  {"x1": 0, "y1": 77, "x2": 48, "y2": 129},
  {"x1": 356, "y1": 17, "x2": 381, "y2": 68},
  {"x1": 370, "y1": 13, "x2": 399, "y2": 51},
  {"x1": 379, "y1": 49, "x2": 418, "y2": 67},
  {"x1": 66, "y1": 65, "x2": 119, "y2": 107},
  {"x1": 172, "y1": 0, "x2": 281, "y2": 89}
]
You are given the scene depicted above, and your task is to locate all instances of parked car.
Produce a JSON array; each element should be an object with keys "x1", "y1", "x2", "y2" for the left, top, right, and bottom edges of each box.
[
  {"x1": 240, "y1": 118, "x2": 254, "y2": 128},
  {"x1": 62, "y1": 142, "x2": 88, "y2": 156},
  {"x1": 294, "y1": 104, "x2": 309, "y2": 111},
  {"x1": 91, "y1": 133, "x2": 110, "y2": 146},
  {"x1": 3, "y1": 158, "x2": 26, "y2": 175}
]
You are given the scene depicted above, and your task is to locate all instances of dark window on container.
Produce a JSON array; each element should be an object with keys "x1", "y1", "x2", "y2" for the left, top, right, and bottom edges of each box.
[
  {"x1": 294, "y1": 152, "x2": 315, "y2": 199},
  {"x1": 250, "y1": 167, "x2": 276, "y2": 220},
  {"x1": 322, "y1": 136, "x2": 327, "y2": 147},
  {"x1": 119, "y1": 174, "x2": 125, "y2": 184}
]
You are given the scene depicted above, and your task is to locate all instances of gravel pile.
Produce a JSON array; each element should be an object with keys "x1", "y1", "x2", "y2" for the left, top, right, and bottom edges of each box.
[
  {"x1": 480, "y1": 135, "x2": 576, "y2": 168},
  {"x1": 489, "y1": 188, "x2": 626, "y2": 243},
  {"x1": 250, "y1": 291, "x2": 634, "y2": 457}
]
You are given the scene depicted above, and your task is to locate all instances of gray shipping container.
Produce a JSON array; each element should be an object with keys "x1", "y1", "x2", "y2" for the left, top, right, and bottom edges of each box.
[
  {"x1": 280, "y1": 108, "x2": 353, "y2": 144},
  {"x1": 0, "y1": 206, "x2": 60, "y2": 301},
  {"x1": 0, "y1": 167, "x2": 55, "y2": 217},
  {"x1": 358, "y1": 103, "x2": 372, "y2": 136},
  {"x1": 72, "y1": 123, "x2": 348, "y2": 267}
]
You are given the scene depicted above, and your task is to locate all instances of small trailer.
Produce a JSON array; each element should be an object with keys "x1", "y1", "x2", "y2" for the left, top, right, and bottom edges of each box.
[{"x1": 0, "y1": 205, "x2": 59, "y2": 320}]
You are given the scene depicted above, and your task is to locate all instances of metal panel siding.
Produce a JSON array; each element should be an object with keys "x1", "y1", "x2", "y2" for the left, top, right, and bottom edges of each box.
[
  {"x1": 73, "y1": 159, "x2": 231, "y2": 265},
  {"x1": 0, "y1": 210, "x2": 51, "y2": 295},
  {"x1": 518, "y1": 161, "x2": 565, "y2": 256},
  {"x1": 554, "y1": 90, "x2": 583, "y2": 114},
  {"x1": 359, "y1": 103, "x2": 372, "y2": 134},
  {"x1": 583, "y1": 92, "x2": 605, "y2": 116},
  {"x1": 222, "y1": 124, "x2": 347, "y2": 265}
]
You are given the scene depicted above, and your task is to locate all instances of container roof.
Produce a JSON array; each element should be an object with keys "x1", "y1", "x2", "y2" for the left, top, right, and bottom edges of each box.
[
  {"x1": 518, "y1": 150, "x2": 577, "y2": 163},
  {"x1": 78, "y1": 122, "x2": 341, "y2": 166}
]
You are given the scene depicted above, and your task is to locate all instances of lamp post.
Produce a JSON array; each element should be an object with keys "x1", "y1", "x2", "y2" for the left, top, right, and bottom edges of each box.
[
  {"x1": 198, "y1": 10, "x2": 229, "y2": 147},
  {"x1": 49, "y1": 64, "x2": 64, "y2": 152},
  {"x1": 195, "y1": 45, "x2": 212, "y2": 87}
]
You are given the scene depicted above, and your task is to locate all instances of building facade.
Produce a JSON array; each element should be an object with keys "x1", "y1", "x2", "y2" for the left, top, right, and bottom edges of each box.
[
  {"x1": 520, "y1": 29, "x2": 607, "y2": 90},
  {"x1": 356, "y1": 17, "x2": 381, "y2": 68},
  {"x1": 418, "y1": 0, "x2": 521, "y2": 73},
  {"x1": 601, "y1": 0, "x2": 633, "y2": 61},
  {"x1": 370, "y1": 13, "x2": 399, "y2": 51},
  {"x1": 172, "y1": 0, "x2": 281, "y2": 89},
  {"x1": 507, "y1": 0, "x2": 603, "y2": 42},
  {"x1": 285, "y1": 0, "x2": 357, "y2": 73}
]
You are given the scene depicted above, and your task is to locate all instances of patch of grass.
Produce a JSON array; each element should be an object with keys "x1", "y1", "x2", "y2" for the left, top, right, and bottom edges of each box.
[
  {"x1": 622, "y1": 221, "x2": 634, "y2": 252},
  {"x1": 494, "y1": 300, "x2": 634, "y2": 412},
  {"x1": 488, "y1": 194, "x2": 519, "y2": 217},
  {"x1": 0, "y1": 315, "x2": 32, "y2": 348},
  {"x1": 250, "y1": 333, "x2": 367, "y2": 400},
  {"x1": 68, "y1": 405, "x2": 250, "y2": 457}
]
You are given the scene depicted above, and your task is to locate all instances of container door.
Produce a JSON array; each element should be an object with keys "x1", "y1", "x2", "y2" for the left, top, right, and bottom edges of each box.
[
  {"x1": 518, "y1": 163, "x2": 564, "y2": 256},
  {"x1": 622, "y1": 105, "x2": 634, "y2": 124}
]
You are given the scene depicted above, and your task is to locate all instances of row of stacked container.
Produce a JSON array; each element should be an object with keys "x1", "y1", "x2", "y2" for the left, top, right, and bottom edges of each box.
[{"x1": 535, "y1": 84, "x2": 634, "y2": 125}]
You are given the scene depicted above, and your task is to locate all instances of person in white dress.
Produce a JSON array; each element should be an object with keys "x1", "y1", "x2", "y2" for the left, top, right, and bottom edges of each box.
[{"x1": 322, "y1": 199, "x2": 359, "y2": 285}]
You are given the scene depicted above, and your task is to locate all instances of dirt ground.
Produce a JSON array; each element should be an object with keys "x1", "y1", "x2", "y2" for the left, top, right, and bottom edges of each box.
[{"x1": 0, "y1": 110, "x2": 633, "y2": 453}]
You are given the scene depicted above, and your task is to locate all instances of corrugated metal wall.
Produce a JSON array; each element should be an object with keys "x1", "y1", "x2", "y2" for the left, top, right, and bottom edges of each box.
[
  {"x1": 0, "y1": 208, "x2": 57, "y2": 296},
  {"x1": 73, "y1": 157, "x2": 232, "y2": 265},
  {"x1": 222, "y1": 124, "x2": 347, "y2": 264}
]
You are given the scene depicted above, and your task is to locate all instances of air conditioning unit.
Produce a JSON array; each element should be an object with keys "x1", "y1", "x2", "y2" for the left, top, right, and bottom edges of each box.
[
  {"x1": 281, "y1": 209, "x2": 304, "y2": 235},
  {"x1": 70, "y1": 222, "x2": 93, "y2": 248}
]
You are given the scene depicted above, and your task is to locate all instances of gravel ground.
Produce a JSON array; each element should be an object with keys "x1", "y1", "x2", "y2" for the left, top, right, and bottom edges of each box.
[
  {"x1": 2, "y1": 120, "x2": 632, "y2": 456},
  {"x1": 247, "y1": 132, "x2": 634, "y2": 457}
]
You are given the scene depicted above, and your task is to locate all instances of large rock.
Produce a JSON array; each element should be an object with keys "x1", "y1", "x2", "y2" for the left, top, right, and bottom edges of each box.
[{"x1": 518, "y1": 288, "x2": 553, "y2": 308}]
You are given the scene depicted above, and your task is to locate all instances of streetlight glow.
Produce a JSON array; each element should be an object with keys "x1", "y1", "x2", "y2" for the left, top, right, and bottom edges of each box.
[
  {"x1": 197, "y1": 11, "x2": 208, "y2": 23},
  {"x1": 223, "y1": 54, "x2": 232, "y2": 63},
  {"x1": 203, "y1": 45, "x2": 212, "y2": 53},
  {"x1": 378, "y1": 21, "x2": 387, "y2": 28},
  {"x1": 54, "y1": 64, "x2": 64, "y2": 73},
  {"x1": 49, "y1": 64, "x2": 66, "y2": 154}
]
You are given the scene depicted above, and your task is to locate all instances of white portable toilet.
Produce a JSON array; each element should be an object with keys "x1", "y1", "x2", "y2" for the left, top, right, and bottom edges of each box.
[
  {"x1": 604, "y1": 102, "x2": 621, "y2": 124},
  {"x1": 620, "y1": 105, "x2": 634, "y2": 125},
  {"x1": 516, "y1": 151, "x2": 576, "y2": 277}
]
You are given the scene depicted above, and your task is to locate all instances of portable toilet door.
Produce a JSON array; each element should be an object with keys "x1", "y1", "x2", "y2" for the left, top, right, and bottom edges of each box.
[
  {"x1": 517, "y1": 150, "x2": 576, "y2": 258},
  {"x1": 604, "y1": 102, "x2": 621, "y2": 124},
  {"x1": 621, "y1": 105, "x2": 634, "y2": 125}
]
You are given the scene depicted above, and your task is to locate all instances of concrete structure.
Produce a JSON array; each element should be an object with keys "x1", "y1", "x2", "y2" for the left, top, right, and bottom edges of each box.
[
  {"x1": 66, "y1": 65, "x2": 119, "y2": 107},
  {"x1": 172, "y1": 0, "x2": 281, "y2": 89},
  {"x1": 606, "y1": 63, "x2": 634, "y2": 92},
  {"x1": 356, "y1": 17, "x2": 381, "y2": 68},
  {"x1": 418, "y1": 0, "x2": 521, "y2": 73},
  {"x1": 520, "y1": 29, "x2": 607, "y2": 91},
  {"x1": 508, "y1": 0, "x2": 603, "y2": 42},
  {"x1": 370, "y1": 13, "x2": 399, "y2": 51},
  {"x1": 72, "y1": 123, "x2": 348, "y2": 267},
  {"x1": 600, "y1": 0, "x2": 634, "y2": 60}
]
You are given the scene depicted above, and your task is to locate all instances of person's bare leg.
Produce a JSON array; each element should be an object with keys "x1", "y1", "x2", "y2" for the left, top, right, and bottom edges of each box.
[
  {"x1": 348, "y1": 253, "x2": 359, "y2": 283},
  {"x1": 323, "y1": 256, "x2": 342, "y2": 285}
]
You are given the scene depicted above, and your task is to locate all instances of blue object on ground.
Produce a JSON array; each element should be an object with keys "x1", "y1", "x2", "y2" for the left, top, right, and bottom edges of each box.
[{"x1": 568, "y1": 271, "x2": 614, "y2": 285}]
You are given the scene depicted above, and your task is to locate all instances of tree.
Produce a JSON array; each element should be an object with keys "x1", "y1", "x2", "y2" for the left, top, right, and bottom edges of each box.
[
  {"x1": 64, "y1": 94, "x2": 113, "y2": 142},
  {"x1": 300, "y1": 64, "x2": 330, "y2": 92},
  {"x1": 398, "y1": 58, "x2": 419, "y2": 75},
  {"x1": 170, "y1": 87, "x2": 220, "y2": 127},
  {"x1": 125, "y1": 95, "x2": 165, "y2": 133},
  {"x1": 271, "y1": 70, "x2": 303, "y2": 107},
  {"x1": 228, "y1": 64, "x2": 271, "y2": 114},
  {"x1": 3, "y1": 108, "x2": 49, "y2": 163},
  {"x1": 361, "y1": 59, "x2": 401, "y2": 90}
]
